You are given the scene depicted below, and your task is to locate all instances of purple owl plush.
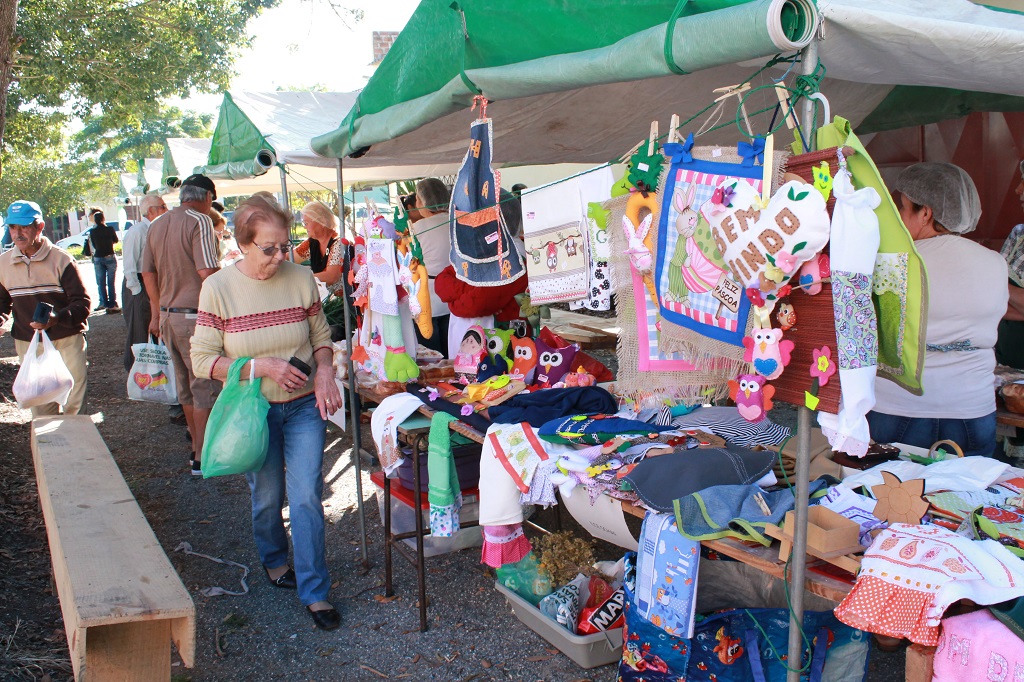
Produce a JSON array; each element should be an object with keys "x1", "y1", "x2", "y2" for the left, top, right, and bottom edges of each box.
[
  {"x1": 533, "y1": 339, "x2": 578, "y2": 388},
  {"x1": 728, "y1": 374, "x2": 775, "y2": 423}
]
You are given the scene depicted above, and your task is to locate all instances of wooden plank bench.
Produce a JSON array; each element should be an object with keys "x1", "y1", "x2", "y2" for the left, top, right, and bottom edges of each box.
[{"x1": 31, "y1": 416, "x2": 195, "y2": 681}]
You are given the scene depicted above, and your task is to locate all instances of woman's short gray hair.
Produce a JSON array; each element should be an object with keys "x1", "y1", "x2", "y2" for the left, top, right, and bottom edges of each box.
[
  {"x1": 301, "y1": 201, "x2": 338, "y2": 231},
  {"x1": 416, "y1": 178, "x2": 450, "y2": 213},
  {"x1": 234, "y1": 195, "x2": 293, "y2": 245}
]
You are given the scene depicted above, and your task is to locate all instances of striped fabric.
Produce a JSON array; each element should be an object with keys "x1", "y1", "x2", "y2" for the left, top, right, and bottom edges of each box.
[
  {"x1": 655, "y1": 405, "x2": 791, "y2": 447},
  {"x1": 191, "y1": 261, "x2": 333, "y2": 404}
]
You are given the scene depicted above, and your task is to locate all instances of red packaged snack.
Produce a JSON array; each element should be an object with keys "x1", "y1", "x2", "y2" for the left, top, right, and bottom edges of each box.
[{"x1": 577, "y1": 584, "x2": 625, "y2": 634}]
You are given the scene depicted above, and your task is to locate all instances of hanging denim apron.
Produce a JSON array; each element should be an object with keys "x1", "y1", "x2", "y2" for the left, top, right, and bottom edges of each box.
[{"x1": 449, "y1": 118, "x2": 526, "y2": 287}]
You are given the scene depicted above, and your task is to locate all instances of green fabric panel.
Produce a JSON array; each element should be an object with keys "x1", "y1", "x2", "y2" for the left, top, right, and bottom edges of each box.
[
  {"x1": 427, "y1": 411, "x2": 458, "y2": 508},
  {"x1": 161, "y1": 144, "x2": 177, "y2": 186},
  {"x1": 314, "y1": 0, "x2": 815, "y2": 157},
  {"x1": 205, "y1": 92, "x2": 274, "y2": 168},
  {"x1": 817, "y1": 117, "x2": 928, "y2": 395},
  {"x1": 859, "y1": 86, "x2": 1024, "y2": 134},
  {"x1": 200, "y1": 159, "x2": 273, "y2": 181}
]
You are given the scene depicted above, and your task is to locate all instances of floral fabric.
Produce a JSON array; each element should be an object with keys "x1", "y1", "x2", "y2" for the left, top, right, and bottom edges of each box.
[{"x1": 833, "y1": 271, "x2": 878, "y2": 370}]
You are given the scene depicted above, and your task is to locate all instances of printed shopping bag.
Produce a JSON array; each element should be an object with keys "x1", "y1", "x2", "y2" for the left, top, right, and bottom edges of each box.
[
  {"x1": 618, "y1": 558, "x2": 691, "y2": 682},
  {"x1": 126, "y1": 337, "x2": 178, "y2": 404},
  {"x1": 687, "y1": 608, "x2": 870, "y2": 682},
  {"x1": 201, "y1": 357, "x2": 270, "y2": 478},
  {"x1": 13, "y1": 330, "x2": 74, "y2": 409}
]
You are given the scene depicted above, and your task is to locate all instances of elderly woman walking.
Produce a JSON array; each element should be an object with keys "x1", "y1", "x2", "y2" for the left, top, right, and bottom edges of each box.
[{"x1": 191, "y1": 195, "x2": 344, "y2": 630}]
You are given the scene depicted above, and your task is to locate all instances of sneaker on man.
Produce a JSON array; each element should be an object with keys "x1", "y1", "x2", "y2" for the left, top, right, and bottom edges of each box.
[{"x1": 190, "y1": 459, "x2": 202, "y2": 477}]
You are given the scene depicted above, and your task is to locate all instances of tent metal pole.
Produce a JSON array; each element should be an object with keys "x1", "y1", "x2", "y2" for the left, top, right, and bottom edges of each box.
[
  {"x1": 786, "y1": 34, "x2": 820, "y2": 682},
  {"x1": 338, "y1": 157, "x2": 369, "y2": 567},
  {"x1": 279, "y1": 165, "x2": 293, "y2": 241}
]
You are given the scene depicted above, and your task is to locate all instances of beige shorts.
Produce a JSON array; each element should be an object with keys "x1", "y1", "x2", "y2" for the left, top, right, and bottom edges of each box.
[{"x1": 160, "y1": 312, "x2": 218, "y2": 409}]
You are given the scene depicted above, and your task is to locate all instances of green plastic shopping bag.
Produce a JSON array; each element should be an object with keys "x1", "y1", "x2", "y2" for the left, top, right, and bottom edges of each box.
[{"x1": 201, "y1": 357, "x2": 270, "y2": 478}]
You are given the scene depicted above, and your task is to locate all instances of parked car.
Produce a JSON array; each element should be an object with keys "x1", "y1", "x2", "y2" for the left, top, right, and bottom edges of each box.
[{"x1": 55, "y1": 222, "x2": 128, "y2": 251}]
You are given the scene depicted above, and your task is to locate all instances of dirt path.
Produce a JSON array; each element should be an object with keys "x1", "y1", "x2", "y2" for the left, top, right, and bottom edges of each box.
[{"x1": 0, "y1": 302, "x2": 904, "y2": 681}]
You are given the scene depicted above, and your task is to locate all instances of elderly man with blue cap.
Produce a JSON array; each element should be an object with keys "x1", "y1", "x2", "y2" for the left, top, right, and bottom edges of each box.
[{"x1": 0, "y1": 200, "x2": 92, "y2": 416}]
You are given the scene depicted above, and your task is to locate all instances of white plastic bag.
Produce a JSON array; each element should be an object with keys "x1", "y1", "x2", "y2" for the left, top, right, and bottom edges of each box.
[
  {"x1": 13, "y1": 330, "x2": 74, "y2": 409},
  {"x1": 127, "y1": 339, "x2": 178, "y2": 404}
]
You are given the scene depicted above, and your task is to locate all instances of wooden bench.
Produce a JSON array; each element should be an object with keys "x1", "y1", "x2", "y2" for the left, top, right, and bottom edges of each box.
[{"x1": 31, "y1": 416, "x2": 195, "y2": 681}]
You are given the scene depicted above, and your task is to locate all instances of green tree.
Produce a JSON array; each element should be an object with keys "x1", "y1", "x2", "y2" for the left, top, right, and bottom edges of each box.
[
  {"x1": 0, "y1": 149, "x2": 118, "y2": 218},
  {"x1": 0, "y1": 0, "x2": 279, "y2": 176},
  {"x1": 74, "y1": 106, "x2": 214, "y2": 171}
]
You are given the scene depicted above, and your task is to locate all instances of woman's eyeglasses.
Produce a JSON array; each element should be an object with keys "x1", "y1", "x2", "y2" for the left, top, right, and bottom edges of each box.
[{"x1": 254, "y1": 242, "x2": 292, "y2": 256}]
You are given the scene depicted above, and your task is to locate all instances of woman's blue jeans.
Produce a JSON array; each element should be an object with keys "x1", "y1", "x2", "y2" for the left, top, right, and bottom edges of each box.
[
  {"x1": 246, "y1": 393, "x2": 330, "y2": 605},
  {"x1": 866, "y1": 410, "x2": 997, "y2": 458},
  {"x1": 93, "y1": 256, "x2": 117, "y2": 307}
]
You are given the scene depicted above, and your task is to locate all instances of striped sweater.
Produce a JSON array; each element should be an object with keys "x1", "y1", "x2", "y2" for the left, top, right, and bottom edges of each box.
[
  {"x1": 0, "y1": 238, "x2": 91, "y2": 341},
  {"x1": 191, "y1": 261, "x2": 333, "y2": 403}
]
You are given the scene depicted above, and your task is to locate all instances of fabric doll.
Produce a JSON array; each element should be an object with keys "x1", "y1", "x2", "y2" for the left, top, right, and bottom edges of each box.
[
  {"x1": 509, "y1": 336, "x2": 538, "y2": 385},
  {"x1": 454, "y1": 325, "x2": 488, "y2": 384}
]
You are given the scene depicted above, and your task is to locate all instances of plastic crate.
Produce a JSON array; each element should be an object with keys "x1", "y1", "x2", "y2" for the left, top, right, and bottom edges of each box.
[
  {"x1": 495, "y1": 581, "x2": 623, "y2": 669},
  {"x1": 370, "y1": 471, "x2": 482, "y2": 558}
]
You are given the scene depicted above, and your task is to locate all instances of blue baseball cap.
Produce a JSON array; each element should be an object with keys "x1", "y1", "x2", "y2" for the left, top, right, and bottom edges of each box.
[{"x1": 5, "y1": 200, "x2": 43, "y2": 225}]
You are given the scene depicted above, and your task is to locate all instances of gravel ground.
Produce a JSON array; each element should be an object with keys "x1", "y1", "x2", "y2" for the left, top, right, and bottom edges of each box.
[{"x1": 0, "y1": 266, "x2": 904, "y2": 681}]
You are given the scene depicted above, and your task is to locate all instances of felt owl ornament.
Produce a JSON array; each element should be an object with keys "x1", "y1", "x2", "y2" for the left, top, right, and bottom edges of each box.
[
  {"x1": 776, "y1": 297, "x2": 797, "y2": 331},
  {"x1": 729, "y1": 374, "x2": 775, "y2": 423},
  {"x1": 485, "y1": 328, "x2": 515, "y2": 362},
  {"x1": 742, "y1": 326, "x2": 795, "y2": 381},
  {"x1": 534, "y1": 338, "x2": 578, "y2": 387},
  {"x1": 510, "y1": 336, "x2": 538, "y2": 384},
  {"x1": 476, "y1": 354, "x2": 506, "y2": 382}
]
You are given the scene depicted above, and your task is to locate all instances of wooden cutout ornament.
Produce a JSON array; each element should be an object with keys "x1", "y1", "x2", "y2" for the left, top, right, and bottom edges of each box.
[
  {"x1": 742, "y1": 326, "x2": 794, "y2": 381},
  {"x1": 871, "y1": 471, "x2": 928, "y2": 525}
]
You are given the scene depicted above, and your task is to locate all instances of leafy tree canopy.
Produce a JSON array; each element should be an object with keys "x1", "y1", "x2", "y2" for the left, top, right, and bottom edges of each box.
[
  {"x1": 73, "y1": 106, "x2": 214, "y2": 170},
  {"x1": 0, "y1": 145, "x2": 118, "y2": 218}
]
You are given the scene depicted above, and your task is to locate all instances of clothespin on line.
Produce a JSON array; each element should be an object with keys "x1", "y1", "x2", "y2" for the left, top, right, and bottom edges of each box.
[
  {"x1": 762, "y1": 133, "x2": 775, "y2": 200},
  {"x1": 774, "y1": 83, "x2": 798, "y2": 130},
  {"x1": 364, "y1": 196, "x2": 379, "y2": 221},
  {"x1": 647, "y1": 120, "x2": 659, "y2": 157},
  {"x1": 713, "y1": 83, "x2": 754, "y2": 137},
  {"x1": 617, "y1": 139, "x2": 644, "y2": 164},
  {"x1": 667, "y1": 114, "x2": 681, "y2": 144}
]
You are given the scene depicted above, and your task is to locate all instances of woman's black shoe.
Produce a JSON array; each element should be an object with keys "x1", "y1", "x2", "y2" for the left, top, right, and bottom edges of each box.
[
  {"x1": 265, "y1": 567, "x2": 297, "y2": 589},
  {"x1": 307, "y1": 605, "x2": 341, "y2": 630}
]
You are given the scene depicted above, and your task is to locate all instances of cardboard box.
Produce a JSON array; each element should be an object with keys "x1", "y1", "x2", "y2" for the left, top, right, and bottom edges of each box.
[{"x1": 784, "y1": 506, "x2": 861, "y2": 555}]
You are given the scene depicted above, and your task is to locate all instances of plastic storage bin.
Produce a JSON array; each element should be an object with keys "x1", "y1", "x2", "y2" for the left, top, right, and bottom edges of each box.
[
  {"x1": 371, "y1": 471, "x2": 482, "y2": 558},
  {"x1": 495, "y1": 581, "x2": 623, "y2": 669}
]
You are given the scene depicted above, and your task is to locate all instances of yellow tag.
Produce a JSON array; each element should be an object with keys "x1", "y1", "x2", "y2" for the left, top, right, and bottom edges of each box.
[{"x1": 804, "y1": 391, "x2": 820, "y2": 410}]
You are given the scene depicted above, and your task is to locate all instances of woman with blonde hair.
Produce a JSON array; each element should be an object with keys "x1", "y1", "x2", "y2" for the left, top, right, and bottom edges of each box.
[
  {"x1": 192, "y1": 194, "x2": 344, "y2": 630},
  {"x1": 293, "y1": 200, "x2": 344, "y2": 294}
]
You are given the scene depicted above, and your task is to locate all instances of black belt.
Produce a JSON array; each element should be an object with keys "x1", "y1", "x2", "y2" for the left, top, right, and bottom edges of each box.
[{"x1": 161, "y1": 307, "x2": 199, "y2": 314}]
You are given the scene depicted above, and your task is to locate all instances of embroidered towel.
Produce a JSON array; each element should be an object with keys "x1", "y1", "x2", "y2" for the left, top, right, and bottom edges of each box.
[
  {"x1": 370, "y1": 393, "x2": 424, "y2": 476},
  {"x1": 522, "y1": 178, "x2": 590, "y2": 304},
  {"x1": 427, "y1": 411, "x2": 461, "y2": 537}
]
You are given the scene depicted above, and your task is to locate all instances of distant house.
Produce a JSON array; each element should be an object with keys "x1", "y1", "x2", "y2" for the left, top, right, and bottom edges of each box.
[{"x1": 371, "y1": 31, "x2": 398, "y2": 66}]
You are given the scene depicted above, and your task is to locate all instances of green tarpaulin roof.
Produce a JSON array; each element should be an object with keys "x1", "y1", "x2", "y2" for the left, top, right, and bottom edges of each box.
[{"x1": 311, "y1": 0, "x2": 1024, "y2": 167}]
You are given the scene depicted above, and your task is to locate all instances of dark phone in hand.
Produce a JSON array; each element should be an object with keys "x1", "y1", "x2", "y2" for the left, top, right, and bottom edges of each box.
[
  {"x1": 33, "y1": 302, "x2": 54, "y2": 324},
  {"x1": 288, "y1": 356, "x2": 312, "y2": 376}
]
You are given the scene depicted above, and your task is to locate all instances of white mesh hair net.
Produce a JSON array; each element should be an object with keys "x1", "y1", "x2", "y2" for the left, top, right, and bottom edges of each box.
[{"x1": 893, "y1": 162, "x2": 981, "y2": 235}]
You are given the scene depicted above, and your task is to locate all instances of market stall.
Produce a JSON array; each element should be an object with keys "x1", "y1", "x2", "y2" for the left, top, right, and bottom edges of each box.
[{"x1": 308, "y1": 1, "x2": 1024, "y2": 678}]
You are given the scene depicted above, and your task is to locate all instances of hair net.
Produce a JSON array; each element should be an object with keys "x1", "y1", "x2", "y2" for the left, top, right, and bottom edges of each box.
[{"x1": 893, "y1": 162, "x2": 981, "y2": 235}]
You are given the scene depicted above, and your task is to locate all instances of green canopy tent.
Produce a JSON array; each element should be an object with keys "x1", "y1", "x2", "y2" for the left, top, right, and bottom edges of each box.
[
  {"x1": 312, "y1": 0, "x2": 1024, "y2": 170},
  {"x1": 308, "y1": 0, "x2": 1024, "y2": 670}
]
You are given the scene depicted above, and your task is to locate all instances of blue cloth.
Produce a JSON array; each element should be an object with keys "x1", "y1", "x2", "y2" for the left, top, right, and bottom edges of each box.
[
  {"x1": 245, "y1": 393, "x2": 330, "y2": 605},
  {"x1": 672, "y1": 479, "x2": 828, "y2": 547},
  {"x1": 93, "y1": 255, "x2": 117, "y2": 308},
  {"x1": 867, "y1": 410, "x2": 996, "y2": 457},
  {"x1": 538, "y1": 414, "x2": 676, "y2": 445},
  {"x1": 619, "y1": 554, "x2": 692, "y2": 681},
  {"x1": 488, "y1": 386, "x2": 617, "y2": 426},
  {"x1": 635, "y1": 512, "x2": 699, "y2": 639}
]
